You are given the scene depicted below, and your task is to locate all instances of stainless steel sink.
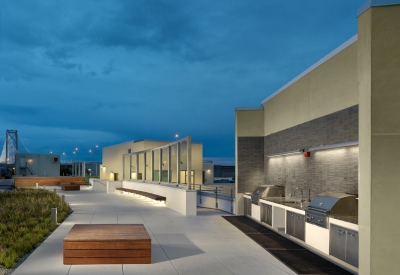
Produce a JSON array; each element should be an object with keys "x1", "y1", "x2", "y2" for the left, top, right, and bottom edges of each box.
[{"x1": 283, "y1": 201, "x2": 310, "y2": 209}]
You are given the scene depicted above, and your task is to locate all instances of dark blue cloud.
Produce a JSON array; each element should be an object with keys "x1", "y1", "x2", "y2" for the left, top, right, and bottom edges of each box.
[{"x1": 0, "y1": 0, "x2": 367, "y2": 158}]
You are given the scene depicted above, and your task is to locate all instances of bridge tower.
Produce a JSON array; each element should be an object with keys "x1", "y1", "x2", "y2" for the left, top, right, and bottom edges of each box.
[{"x1": 5, "y1": 130, "x2": 18, "y2": 165}]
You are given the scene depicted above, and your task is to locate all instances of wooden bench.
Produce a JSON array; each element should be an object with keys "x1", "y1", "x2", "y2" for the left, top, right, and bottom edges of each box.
[
  {"x1": 63, "y1": 224, "x2": 151, "y2": 264},
  {"x1": 116, "y1": 188, "x2": 166, "y2": 202},
  {"x1": 62, "y1": 184, "x2": 80, "y2": 191}
]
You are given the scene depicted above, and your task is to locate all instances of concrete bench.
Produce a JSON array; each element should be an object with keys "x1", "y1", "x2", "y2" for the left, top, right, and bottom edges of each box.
[
  {"x1": 116, "y1": 188, "x2": 166, "y2": 202},
  {"x1": 62, "y1": 184, "x2": 80, "y2": 191},
  {"x1": 63, "y1": 224, "x2": 151, "y2": 264}
]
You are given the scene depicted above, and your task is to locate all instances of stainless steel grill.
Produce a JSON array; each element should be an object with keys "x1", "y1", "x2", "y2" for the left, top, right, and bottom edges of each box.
[
  {"x1": 249, "y1": 185, "x2": 284, "y2": 205},
  {"x1": 306, "y1": 192, "x2": 357, "y2": 228}
]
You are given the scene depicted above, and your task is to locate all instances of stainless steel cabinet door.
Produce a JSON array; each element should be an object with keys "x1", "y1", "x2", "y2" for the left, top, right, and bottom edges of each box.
[
  {"x1": 330, "y1": 224, "x2": 347, "y2": 262},
  {"x1": 286, "y1": 211, "x2": 295, "y2": 237},
  {"x1": 244, "y1": 198, "x2": 251, "y2": 215},
  {"x1": 346, "y1": 229, "x2": 359, "y2": 268},
  {"x1": 261, "y1": 204, "x2": 272, "y2": 226},
  {"x1": 294, "y1": 214, "x2": 305, "y2": 241}
]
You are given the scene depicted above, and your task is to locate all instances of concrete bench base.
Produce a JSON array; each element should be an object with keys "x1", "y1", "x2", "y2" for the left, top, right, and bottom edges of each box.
[
  {"x1": 116, "y1": 188, "x2": 166, "y2": 202},
  {"x1": 63, "y1": 224, "x2": 151, "y2": 264}
]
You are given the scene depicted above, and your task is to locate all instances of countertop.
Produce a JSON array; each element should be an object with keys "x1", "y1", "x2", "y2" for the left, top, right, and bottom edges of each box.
[
  {"x1": 260, "y1": 197, "x2": 358, "y2": 224},
  {"x1": 260, "y1": 197, "x2": 310, "y2": 210},
  {"x1": 330, "y1": 215, "x2": 358, "y2": 225}
]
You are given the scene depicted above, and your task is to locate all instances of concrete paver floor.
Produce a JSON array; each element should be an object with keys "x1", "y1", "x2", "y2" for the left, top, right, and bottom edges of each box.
[{"x1": 11, "y1": 187, "x2": 296, "y2": 275}]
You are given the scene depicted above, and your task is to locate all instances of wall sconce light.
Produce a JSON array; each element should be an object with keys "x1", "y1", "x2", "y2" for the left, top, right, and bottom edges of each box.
[
  {"x1": 307, "y1": 141, "x2": 358, "y2": 152},
  {"x1": 267, "y1": 149, "x2": 304, "y2": 158}
]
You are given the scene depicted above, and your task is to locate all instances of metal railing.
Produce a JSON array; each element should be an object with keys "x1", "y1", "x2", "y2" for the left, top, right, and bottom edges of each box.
[{"x1": 194, "y1": 184, "x2": 235, "y2": 213}]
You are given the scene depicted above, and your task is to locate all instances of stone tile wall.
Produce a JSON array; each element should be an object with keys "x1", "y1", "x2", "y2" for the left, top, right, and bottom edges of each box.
[
  {"x1": 264, "y1": 105, "x2": 359, "y2": 200},
  {"x1": 264, "y1": 105, "x2": 358, "y2": 155},
  {"x1": 237, "y1": 137, "x2": 264, "y2": 193},
  {"x1": 265, "y1": 146, "x2": 358, "y2": 200}
]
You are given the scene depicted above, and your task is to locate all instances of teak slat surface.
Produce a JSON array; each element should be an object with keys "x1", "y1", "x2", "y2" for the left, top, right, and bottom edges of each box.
[
  {"x1": 64, "y1": 249, "x2": 151, "y2": 258},
  {"x1": 63, "y1": 224, "x2": 151, "y2": 265},
  {"x1": 64, "y1": 224, "x2": 150, "y2": 241},
  {"x1": 64, "y1": 241, "x2": 150, "y2": 250},
  {"x1": 115, "y1": 188, "x2": 166, "y2": 201},
  {"x1": 64, "y1": 257, "x2": 151, "y2": 265},
  {"x1": 62, "y1": 185, "x2": 80, "y2": 191}
]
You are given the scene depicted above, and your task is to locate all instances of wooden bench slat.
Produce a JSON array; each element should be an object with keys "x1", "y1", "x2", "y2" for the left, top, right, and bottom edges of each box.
[
  {"x1": 63, "y1": 224, "x2": 151, "y2": 264},
  {"x1": 62, "y1": 184, "x2": 80, "y2": 191},
  {"x1": 64, "y1": 249, "x2": 151, "y2": 258},
  {"x1": 116, "y1": 188, "x2": 166, "y2": 201},
  {"x1": 63, "y1": 241, "x2": 150, "y2": 250},
  {"x1": 64, "y1": 257, "x2": 151, "y2": 265}
]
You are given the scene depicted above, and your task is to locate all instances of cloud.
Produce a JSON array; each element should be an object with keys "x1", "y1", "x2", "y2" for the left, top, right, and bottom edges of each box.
[
  {"x1": 102, "y1": 60, "x2": 114, "y2": 75},
  {"x1": 0, "y1": 104, "x2": 42, "y2": 116},
  {"x1": 45, "y1": 46, "x2": 80, "y2": 69}
]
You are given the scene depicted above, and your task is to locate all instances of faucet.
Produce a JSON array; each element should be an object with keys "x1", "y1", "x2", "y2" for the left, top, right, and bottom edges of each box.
[{"x1": 293, "y1": 188, "x2": 305, "y2": 203}]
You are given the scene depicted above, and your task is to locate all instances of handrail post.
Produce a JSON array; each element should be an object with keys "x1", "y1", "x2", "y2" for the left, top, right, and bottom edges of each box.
[
  {"x1": 199, "y1": 185, "x2": 202, "y2": 204},
  {"x1": 215, "y1": 187, "x2": 218, "y2": 209},
  {"x1": 231, "y1": 188, "x2": 234, "y2": 213}
]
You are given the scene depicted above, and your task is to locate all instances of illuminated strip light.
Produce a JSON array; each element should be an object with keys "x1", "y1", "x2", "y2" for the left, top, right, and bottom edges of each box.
[
  {"x1": 307, "y1": 141, "x2": 358, "y2": 152},
  {"x1": 267, "y1": 149, "x2": 304, "y2": 158}
]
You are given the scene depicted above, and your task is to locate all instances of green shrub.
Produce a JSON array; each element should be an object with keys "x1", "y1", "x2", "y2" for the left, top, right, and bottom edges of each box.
[{"x1": 0, "y1": 189, "x2": 71, "y2": 268}]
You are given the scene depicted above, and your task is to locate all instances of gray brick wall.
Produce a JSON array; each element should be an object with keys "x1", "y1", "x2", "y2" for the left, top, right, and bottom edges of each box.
[
  {"x1": 264, "y1": 105, "x2": 358, "y2": 155},
  {"x1": 265, "y1": 146, "x2": 358, "y2": 200},
  {"x1": 236, "y1": 105, "x2": 359, "y2": 199},
  {"x1": 264, "y1": 105, "x2": 359, "y2": 200},
  {"x1": 237, "y1": 137, "x2": 264, "y2": 193}
]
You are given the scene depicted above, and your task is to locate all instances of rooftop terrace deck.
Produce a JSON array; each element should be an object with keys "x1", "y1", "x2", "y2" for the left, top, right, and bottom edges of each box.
[{"x1": 10, "y1": 186, "x2": 294, "y2": 275}]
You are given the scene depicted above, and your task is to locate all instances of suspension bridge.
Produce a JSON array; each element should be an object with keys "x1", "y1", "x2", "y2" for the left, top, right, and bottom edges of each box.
[{"x1": 0, "y1": 130, "x2": 31, "y2": 175}]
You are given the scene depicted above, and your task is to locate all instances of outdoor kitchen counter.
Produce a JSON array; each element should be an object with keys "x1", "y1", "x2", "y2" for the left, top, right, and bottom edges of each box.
[
  {"x1": 330, "y1": 215, "x2": 358, "y2": 225},
  {"x1": 260, "y1": 197, "x2": 310, "y2": 210}
]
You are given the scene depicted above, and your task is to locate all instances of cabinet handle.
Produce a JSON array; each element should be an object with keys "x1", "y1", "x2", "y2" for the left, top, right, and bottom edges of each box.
[{"x1": 337, "y1": 229, "x2": 345, "y2": 234}]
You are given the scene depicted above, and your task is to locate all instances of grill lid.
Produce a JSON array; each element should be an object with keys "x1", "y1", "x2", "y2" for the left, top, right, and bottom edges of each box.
[
  {"x1": 252, "y1": 185, "x2": 284, "y2": 198},
  {"x1": 308, "y1": 192, "x2": 357, "y2": 215}
]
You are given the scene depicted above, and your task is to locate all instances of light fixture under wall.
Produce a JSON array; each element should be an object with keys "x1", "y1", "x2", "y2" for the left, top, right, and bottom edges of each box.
[
  {"x1": 267, "y1": 149, "x2": 304, "y2": 158},
  {"x1": 307, "y1": 141, "x2": 358, "y2": 152}
]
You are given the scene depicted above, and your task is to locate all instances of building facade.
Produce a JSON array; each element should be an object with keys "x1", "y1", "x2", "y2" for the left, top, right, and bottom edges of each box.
[
  {"x1": 100, "y1": 138, "x2": 203, "y2": 185},
  {"x1": 236, "y1": 2, "x2": 400, "y2": 274},
  {"x1": 14, "y1": 153, "x2": 60, "y2": 177}
]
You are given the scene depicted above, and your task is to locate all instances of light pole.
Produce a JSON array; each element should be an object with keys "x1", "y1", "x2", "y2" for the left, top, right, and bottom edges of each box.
[
  {"x1": 89, "y1": 149, "x2": 94, "y2": 162},
  {"x1": 95, "y1": 145, "x2": 98, "y2": 162},
  {"x1": 62, "y1": 152, "x2": 67, "y2": 163},
  {"x1": 73, "y1": 151, "x2": 76, "y2": 162}
]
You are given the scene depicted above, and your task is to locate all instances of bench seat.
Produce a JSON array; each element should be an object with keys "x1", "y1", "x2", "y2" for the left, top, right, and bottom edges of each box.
[
  {"x1": 62, "y1": 184, "x2": 80, "y2": 191},
  {"x1": 63, "y1": 224, "x2": 151, "y2": 264},
  {"x1": 116, "y1": 188, "x2": 166, "y2": 201}
]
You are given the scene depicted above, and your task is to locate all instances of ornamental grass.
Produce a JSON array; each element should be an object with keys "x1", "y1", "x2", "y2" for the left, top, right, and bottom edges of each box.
[{"x1": 0, "y1": 189, "x2": 70, "y2": 268}]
